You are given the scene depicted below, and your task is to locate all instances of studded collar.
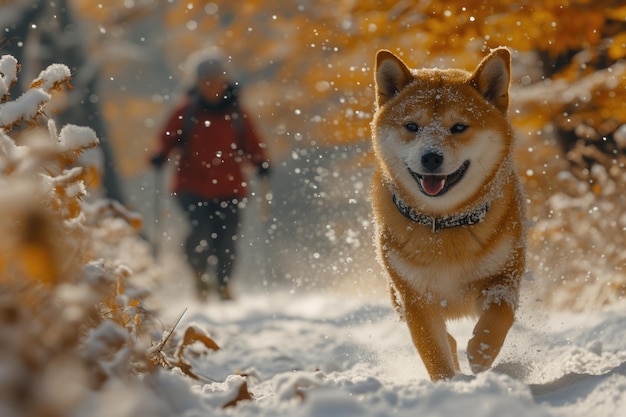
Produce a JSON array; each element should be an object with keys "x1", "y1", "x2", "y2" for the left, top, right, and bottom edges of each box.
[{"x1": 392, "y1": 194, "x2": 490, "y2": 233}]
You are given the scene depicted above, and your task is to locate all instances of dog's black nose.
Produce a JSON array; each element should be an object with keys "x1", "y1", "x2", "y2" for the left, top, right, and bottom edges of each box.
[{"x1": 421, "y1": 152, "x2": 443, "y2": 171}]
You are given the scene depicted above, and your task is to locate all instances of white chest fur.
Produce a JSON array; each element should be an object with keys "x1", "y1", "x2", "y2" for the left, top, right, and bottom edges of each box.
[{"x1": 382, "y1": 234, "x2": 515, "y2": 301}]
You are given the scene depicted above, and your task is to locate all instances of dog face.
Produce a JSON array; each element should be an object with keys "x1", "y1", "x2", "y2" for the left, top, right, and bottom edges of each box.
[{"x1": 371, "y1": 49, "x2": 513, "y2": 215}]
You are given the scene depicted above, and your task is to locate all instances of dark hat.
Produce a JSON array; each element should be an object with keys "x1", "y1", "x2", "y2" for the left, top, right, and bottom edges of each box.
[{"x1": 196, "y1": 57, "x2": 224, "y2": 79}]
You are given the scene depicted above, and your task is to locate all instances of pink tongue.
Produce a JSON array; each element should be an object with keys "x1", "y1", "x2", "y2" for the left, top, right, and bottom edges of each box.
[{"x1": 420, "y1": 176, "x2": 446, "y2": 196}]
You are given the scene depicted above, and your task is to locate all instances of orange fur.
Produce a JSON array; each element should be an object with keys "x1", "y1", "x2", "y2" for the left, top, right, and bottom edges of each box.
[{"x1": 370, "y1": 48, "x2": 526, "y2": 381}]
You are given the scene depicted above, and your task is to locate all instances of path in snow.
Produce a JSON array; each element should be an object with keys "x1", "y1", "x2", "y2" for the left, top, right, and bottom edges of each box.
[{"x1": 147, "y1": 262, "x2": 626, "y2": 417}]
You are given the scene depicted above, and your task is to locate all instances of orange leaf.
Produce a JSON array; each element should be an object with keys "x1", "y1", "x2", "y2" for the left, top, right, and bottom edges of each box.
[
  {"x1": 127, "y1": 216, "x2": 143, "y2": 230},
  {"x1": 222, "y1": 381, "x2": 253, "y2": 408},
  {"x1": 170, "y1": 359, "x2": 200, "y2": 380},
  {"x1": 178, "y1": 326, "x2": 220, "y2": 358}
]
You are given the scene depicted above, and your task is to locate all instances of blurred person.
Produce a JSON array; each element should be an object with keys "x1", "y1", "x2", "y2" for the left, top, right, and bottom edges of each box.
[{"x1": 150, "y1": 49, "x2": 271, "y2": 301}]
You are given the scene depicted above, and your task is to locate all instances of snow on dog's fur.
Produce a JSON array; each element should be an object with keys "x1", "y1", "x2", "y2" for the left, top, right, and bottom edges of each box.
[{"x1": 369, "y1": 47, "x2": 526, "y2": 380}]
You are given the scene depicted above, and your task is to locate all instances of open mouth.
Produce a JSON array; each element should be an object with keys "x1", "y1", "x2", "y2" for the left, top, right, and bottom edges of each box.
[{"x1": 409, "y1": 160, "x2": 470, "y2": 197}]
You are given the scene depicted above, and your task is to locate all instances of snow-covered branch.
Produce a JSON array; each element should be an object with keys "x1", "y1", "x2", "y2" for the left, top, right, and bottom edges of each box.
[
  {"x1": 0, "y1": 55, "x2": 19, "y2": 100},
  {"x1": 0, "y1": 55, "x2": 72, "y2": 130}
]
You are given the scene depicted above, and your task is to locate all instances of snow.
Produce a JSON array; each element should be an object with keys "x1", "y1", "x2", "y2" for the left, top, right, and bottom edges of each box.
[
  {"x1": 58, "y1": 124, "x2": 99, "y2": 151},
  {"x1": 0, "y1": 88, "x2": 50, "y2": 126},
  {"x1": 133, "y1": 265, "x2": 626, "y2": 417},
  {"x1": 0, "y1": 55, "x2": 18, "y2": 97},
  {"x1": 29, "y1": 63, "x2": 72, "y2": 91}
]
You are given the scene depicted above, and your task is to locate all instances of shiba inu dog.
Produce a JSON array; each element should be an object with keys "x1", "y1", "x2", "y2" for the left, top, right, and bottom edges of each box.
[{"x1": 370, "y1": 47, "x2": 526, "y2": 381}]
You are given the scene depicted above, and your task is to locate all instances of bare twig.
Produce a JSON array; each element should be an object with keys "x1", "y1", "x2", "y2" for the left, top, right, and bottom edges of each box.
[{"x1": 149, "y1": 308, "x2": 187, "y2": 365}]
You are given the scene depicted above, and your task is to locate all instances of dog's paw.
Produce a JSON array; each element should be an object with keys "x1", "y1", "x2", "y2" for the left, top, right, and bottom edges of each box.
[
  {"x1": 467, "y1": 336, "x2": 496, "y2": 374},
  {"x1": 467, "y1": 302, "x2": 514, "y2": 374}
]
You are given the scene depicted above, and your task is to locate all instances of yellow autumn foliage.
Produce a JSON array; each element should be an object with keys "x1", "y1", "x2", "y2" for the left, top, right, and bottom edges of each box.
[{"x1": 147, "y1": 0, "x2": 626, "y2": 146}]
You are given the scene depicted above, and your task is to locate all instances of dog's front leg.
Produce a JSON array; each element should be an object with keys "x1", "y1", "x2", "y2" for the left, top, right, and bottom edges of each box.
[
  {"x1": 403, "y1": 295, "x2": 458, "y2": 380},
  {"x1": 467, "y1": 284, "x2": 516, "y2": 374}
]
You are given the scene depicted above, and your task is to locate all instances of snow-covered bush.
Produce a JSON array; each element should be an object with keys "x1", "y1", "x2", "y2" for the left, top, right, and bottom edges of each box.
[{"x1": 0, "y1": 55, "x2": 166, "y2": 417}]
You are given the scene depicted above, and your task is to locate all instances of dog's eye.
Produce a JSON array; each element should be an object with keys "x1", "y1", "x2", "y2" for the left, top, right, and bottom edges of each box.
[
  {"x1": 451, "y1": 123, "x2": 468, "y2": 134},
  {"x1": 405, "y1": 122, "x2": 420, "y2": 133}
]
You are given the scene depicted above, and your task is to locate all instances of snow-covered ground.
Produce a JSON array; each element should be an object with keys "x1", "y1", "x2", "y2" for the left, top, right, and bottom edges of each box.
[{"x1": 138, "y1": 260, "x2": 626, "y2": 417}]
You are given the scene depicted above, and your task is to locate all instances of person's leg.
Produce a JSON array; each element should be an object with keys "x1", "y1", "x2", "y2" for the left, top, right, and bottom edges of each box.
[
  {"x1": 207, "y1": 199, "x2": 241, "y2": 299},
  {"x1": 176, "y1": 193, "x2": 212, "y2": 298}
]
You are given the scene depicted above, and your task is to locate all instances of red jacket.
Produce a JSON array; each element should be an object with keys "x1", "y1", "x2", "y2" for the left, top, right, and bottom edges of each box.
[{"x1": 155, "y1": 88, "x2": 269, "y2": 200}]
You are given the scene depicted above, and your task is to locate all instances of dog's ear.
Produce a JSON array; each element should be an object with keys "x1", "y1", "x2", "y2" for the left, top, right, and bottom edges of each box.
[
  {"x1": 375, "y1": 50, "x2": 413, "y2": 106},
  {"x1": 470, "y1": 47, "x2": 511, "y2": 112}
]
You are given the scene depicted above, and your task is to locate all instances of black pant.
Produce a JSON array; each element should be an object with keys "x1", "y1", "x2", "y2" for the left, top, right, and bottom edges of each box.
[{"x1": 176, "y1": 193, "x2": 241, "y2": 288}]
